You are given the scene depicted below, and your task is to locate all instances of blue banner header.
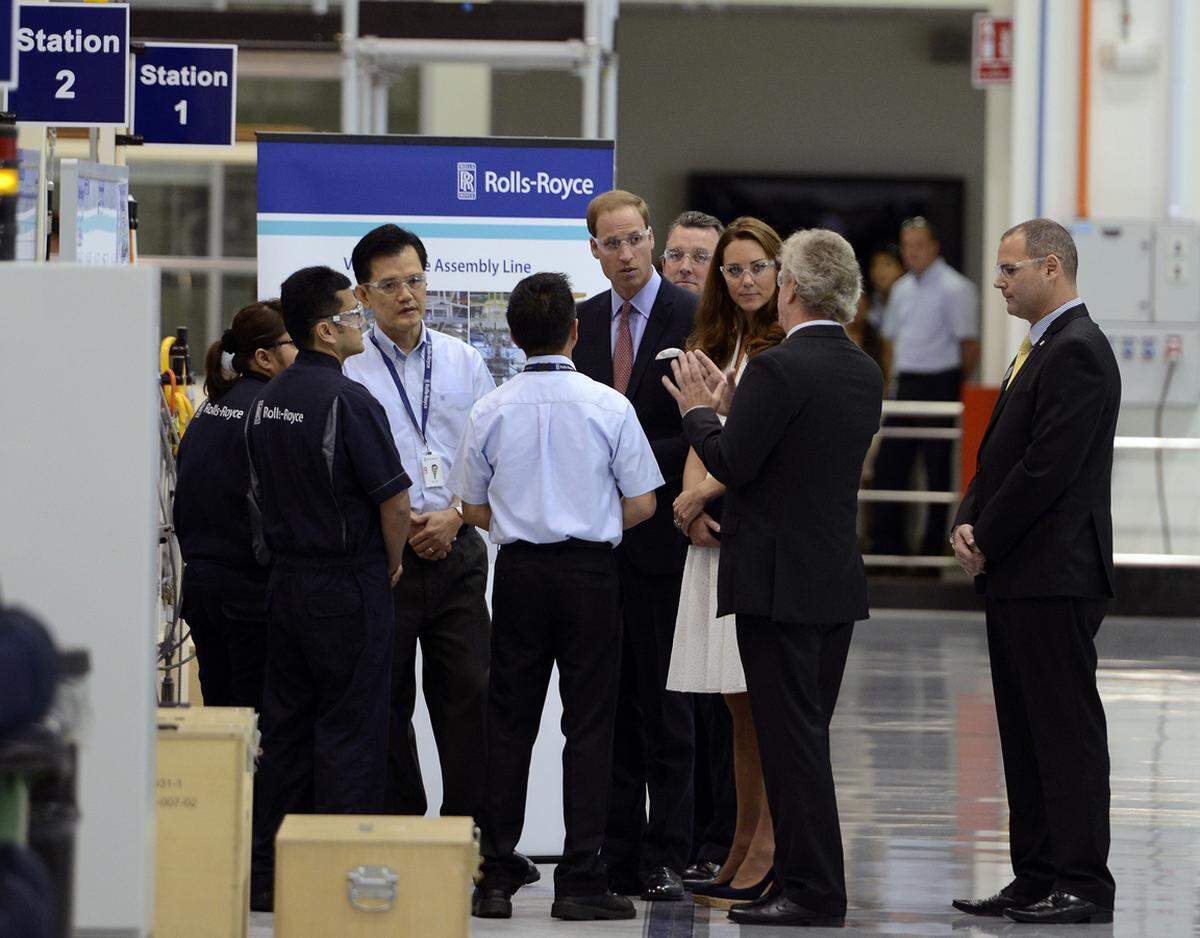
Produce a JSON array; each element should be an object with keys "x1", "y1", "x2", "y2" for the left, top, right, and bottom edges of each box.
[{"x1": 257, "y1": 135, "x2": 615, "y2": 220}]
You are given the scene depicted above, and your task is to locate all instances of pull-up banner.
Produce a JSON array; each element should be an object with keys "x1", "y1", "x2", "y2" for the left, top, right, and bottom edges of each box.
[{"x1": 256, "y1": 133, "x2": 615, "y2": 384}]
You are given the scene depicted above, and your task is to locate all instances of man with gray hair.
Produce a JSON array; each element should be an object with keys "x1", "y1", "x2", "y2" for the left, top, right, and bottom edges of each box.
[
  {"x1": 662, "y1": 229, "x2": 883, "y2": 927},
  {"x1": 950, "y1": 218, "x2": 1118, "y2": 925},
  {"x1": 660, "y1": 211, "x2": 723, "y2": 295}
]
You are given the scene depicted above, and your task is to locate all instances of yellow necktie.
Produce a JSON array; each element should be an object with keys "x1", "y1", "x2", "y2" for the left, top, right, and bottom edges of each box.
[{"x1": 1005, "y1": 335, "x2": 1033, "y2": 390}]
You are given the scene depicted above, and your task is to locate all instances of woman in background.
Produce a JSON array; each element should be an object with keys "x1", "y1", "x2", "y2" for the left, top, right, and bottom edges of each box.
[
  {"x1": 173, "y1": 300, "x2": 296, "y2": 710},
  {"x1": 667, "y1": 217, "x2": 785, "y2": 910}
]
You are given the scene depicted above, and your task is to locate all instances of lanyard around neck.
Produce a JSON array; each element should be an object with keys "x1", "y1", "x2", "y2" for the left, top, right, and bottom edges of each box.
[{"x1": 370, "y1": 333, "x2": 432, "y2": 449}]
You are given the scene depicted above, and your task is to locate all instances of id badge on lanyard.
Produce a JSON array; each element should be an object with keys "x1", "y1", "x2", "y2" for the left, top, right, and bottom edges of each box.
[{"x1": 371, "y1": 334, "x2": 445, "y2": 488}]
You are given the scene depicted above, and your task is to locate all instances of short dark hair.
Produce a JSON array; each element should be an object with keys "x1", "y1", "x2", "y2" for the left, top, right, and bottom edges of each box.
[
  {"x1": 668, "y1": 210, "x2": 723, "y2": 240},
  {"x1": 280, "y1": 266, "x2": 351, "y2": 349},
  {"x1": 351, "y1": 224, "x2": 429, "y2": 285},
  {"x1": 507, "y1": 273, "x2": 576, "y2": 355},
  {"x1": 901, "y1": 216, "x2": 940, "y2": 242},
  {"x1": 1002, "y1": 218, "x2": 1079, "y2": 280}
]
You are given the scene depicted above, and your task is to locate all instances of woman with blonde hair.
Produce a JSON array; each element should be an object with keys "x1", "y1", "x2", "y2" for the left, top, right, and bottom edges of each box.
[{"x1": 666, "y1": 216, "x2": 784, "y2": 908}]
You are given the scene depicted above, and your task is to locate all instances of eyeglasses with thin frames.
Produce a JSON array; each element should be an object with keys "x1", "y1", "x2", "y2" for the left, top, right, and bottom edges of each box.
[
  {"x1": 994, "y1": 257, "x2": 1046, "y2": 281},
  {"x1": 593, "y1": 228, "x2": 651, "y2": 254}
]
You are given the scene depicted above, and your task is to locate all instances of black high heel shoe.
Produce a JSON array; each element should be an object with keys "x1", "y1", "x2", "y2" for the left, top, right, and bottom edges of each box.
[{"x1": 691, "y1": 870, "x2": 773, "y2": 910}]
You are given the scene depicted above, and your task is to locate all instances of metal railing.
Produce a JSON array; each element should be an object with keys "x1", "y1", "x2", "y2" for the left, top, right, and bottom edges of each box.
[{"x1": 859, "y1": 401, "x2": 1200, "y2": 571}]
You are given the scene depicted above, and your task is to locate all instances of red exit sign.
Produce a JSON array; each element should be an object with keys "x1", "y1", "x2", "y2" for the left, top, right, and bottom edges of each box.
[{"x1": 972, "y1": 14, "x2": 1013, "y2": 88}]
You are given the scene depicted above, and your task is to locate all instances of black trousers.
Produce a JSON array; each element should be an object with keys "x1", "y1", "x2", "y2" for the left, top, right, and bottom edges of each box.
[
  {"x1": 692, "y1": 693, "x2": 736, "y2": 865},
  {"x1": 871, "y1": 368, "x2": 962, "y2": 557},
  {"x1": 479, "y1": 541, "x2": 622, "y2": 898},
  {"x1": 603, "y1": 554, "x2": 694, "y2": 877},
  {"x1": 250, "y1": 555, "x2": 394, "y2": 889},
  {"x1": 387, "y1": 525, "x2": 490, "y2": 818},
  {"x1": 736, "y1": 615, "x2": 853, "y2": 917},
  {"x1": 986, "y1": 596, "x2": 1115, "y2": 908},
  {"x1": 180, "y1": 561, "x2": 269, "y2": 712}
]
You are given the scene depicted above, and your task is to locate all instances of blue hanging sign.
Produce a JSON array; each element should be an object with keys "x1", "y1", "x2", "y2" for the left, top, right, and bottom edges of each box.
[
  {"x1": 7, "y1": 2, "x2": 129, "y2": 127},
  {"x1": 132, "y1": 42, "x2": 237, "y2": 147}
]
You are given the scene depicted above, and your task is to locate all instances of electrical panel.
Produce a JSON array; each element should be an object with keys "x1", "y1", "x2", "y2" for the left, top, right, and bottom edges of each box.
[{"x1": 1070, "y1": 219, "x2": 1200, "y2": 406}]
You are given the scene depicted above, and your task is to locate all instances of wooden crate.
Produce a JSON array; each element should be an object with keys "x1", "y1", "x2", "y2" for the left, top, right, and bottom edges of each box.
[
  {"x1": 275, "y1": 815, "x2": 478, "y2": 938},
  {"x1": 154, "y1": 708, "x2": 256, "y2": 938}
]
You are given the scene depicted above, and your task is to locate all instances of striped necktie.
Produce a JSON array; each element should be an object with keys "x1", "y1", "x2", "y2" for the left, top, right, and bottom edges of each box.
[
  {"x1": 613, "y1": 302, "x2": 634, "y2": 394},
  {"x1": 1005, "y1": 334, "x2": 1033, "y2": 390}
]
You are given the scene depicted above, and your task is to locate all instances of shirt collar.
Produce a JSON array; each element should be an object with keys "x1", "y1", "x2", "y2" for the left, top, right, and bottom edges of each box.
[
  {"x1": 611, "y1": 268, "x2": 662, "y2": 321},
  {"x1": 912, "y1": 257, "x2": 946, "y2": 283},
  {"x1": 1029, "y1": 297, "x2": 1084, "y2": 346},
  {"x1": 372, "y1": 322, "x2": 429, "y2": 361},
  {"x1": 297, "y1": 348, "x2": 342, "y2": 370},
  {"x1": 525, "y1": 354, "x2": 574, "y2": 368},
  {"x1": 787, "y1": 319, "x2": 842, "y2": 337}
]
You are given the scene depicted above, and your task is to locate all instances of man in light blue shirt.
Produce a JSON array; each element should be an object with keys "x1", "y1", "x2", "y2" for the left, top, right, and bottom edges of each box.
[
  {"x1": 873, "y1": 216, "x2": 981, "y2": 560},
  {"x1": 344, "y1": 224, "x2": 495, "y2": 824},
  {"x1": 453, "y1": 272, "x2": 660, "y2": 923}
]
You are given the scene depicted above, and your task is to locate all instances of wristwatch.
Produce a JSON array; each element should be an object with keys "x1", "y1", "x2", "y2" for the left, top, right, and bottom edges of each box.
[{"x1": 452, "y1": 505, "x2": 464, "y2": 520}]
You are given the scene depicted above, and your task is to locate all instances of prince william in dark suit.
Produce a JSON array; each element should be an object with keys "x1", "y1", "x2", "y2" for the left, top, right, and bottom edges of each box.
[
  {"x1": 664, "y1": 229, "x2": 883, "y2": 927},
  {"x1": 951, "y1": 219, "x2": 1119, "y2": 925},
  {"x1": 575, "y1": 190, "x2": 698, "y2": 901}
]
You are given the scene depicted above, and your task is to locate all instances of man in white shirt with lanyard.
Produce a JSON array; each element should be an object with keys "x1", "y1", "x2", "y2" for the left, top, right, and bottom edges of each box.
[{"x1": 344, "y1": 224, "x2": 496, "y2": 826}]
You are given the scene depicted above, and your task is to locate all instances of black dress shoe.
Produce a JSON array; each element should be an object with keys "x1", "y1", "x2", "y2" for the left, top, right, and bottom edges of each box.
[
  {"x1": 551, "y1": 892, "x2": 637, "y2": 920},
  {"x1": 516, "y1": 851, "x2": 541, "y2": 886},
  {"x1": 1003, "y1": 891, "x2": 1113, "y2": 924},
  {"x1": 472, "y1": 887, "x2": 512, "y2": 919},
  {"x1": 641, "y1": 866, "x2": 685, "y2": 901},
  {"x1": 682, "y1": 860, "x2": 722, "y2": 889},
  {"x1": 952, "y1": 890, "x2": 1041, "y2": 917},
  {"x1": 729, "y1": 882, "x2": 782, "y2": 913},
  {"x1": 608, "y1": 873, "x2": 642, "y2": 896},
  {"x1": 728, "y1": 893, "x2": 844, "y2": 927}
]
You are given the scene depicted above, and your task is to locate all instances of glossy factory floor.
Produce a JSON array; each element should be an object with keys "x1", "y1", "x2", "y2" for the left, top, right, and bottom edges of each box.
[{"x1": 249, "y1": 611, "x2": 1200, "y2": 937}]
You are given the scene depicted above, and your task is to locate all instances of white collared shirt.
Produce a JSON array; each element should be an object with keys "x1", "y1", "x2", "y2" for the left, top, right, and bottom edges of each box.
[
  {"x1": 344, "y1": 323, "x2": 496, "y2": 513},
  {"x1": 450, "y1": 354, "x2": 664, "y2": 546},
  {"x1": 787, "y1": 319, "x2": 842, "y2": 337},
  {"x1": 1029, "y1": 297, "x2": 1084, "y2": 346},
  {"x1": 609, "y1": 268, "x2": 662, "y2": 359},
  {"x1": 882, "y1": 257, "x2": 979, "y2": 373}
]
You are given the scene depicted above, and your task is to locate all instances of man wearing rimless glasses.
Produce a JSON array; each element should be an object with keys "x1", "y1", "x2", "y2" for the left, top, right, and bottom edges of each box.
[
  {"x1": 344, "y1": 224, "x2": 499, "y2": 839},
  {"x1": 660, "y1": 211, "x2": 724, "y2": 295},
  {"x1": 575, "y1": 189, "x2": 699, "y2": 903}
]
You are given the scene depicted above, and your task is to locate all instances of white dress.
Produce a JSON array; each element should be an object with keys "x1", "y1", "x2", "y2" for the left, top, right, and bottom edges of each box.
[{"x1": 666, "y1": 356, "x2": 747, "y2": 695}]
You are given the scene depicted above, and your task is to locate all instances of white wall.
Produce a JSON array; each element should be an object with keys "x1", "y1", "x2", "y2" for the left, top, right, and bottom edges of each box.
[
  {"x1": 0, "y1": 265, "x2": 160, "y2": 936},
  {"x1": 997, "y1": 0, "x2": 1200, "y2": 557}
]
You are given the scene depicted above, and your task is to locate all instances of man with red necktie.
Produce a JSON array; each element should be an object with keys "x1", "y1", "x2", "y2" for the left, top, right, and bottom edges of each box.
[{"x1": 574, "y1": 189, "x2": 699, "y2": 902}]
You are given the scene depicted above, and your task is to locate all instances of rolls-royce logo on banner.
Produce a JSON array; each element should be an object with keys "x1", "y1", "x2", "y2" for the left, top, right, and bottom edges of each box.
[{"x1": 456, "y1": 161, "x2": 477, "y2": 200}]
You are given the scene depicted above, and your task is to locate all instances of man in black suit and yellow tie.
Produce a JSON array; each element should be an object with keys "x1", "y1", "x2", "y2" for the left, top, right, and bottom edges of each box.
[
  {"x1": 575, "y1": 189, "x2": 698, "y2": 902},
  {"x1": 951, "y1": 219, "x2": 1120, "y2": 925},
  {"x1": 663, "y1": 229, "x2": 883, "y2": 927}
]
